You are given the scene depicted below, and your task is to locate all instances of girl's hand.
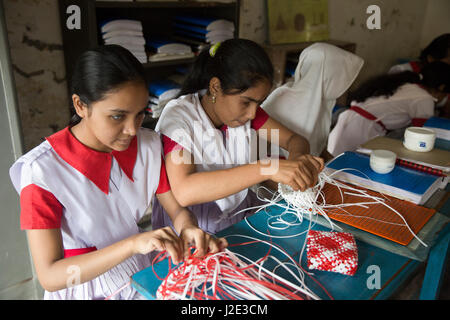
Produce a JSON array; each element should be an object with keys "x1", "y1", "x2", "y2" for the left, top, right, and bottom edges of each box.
[
  {"x1": 179, "y1": 226, "x2": 228, "y2": 260},
  {"x1": 132, "y1": 227, "x2": 184, "y2": 264},
  {"x1": 268, "y1": 155, "x2": 324, "y2": 191}
]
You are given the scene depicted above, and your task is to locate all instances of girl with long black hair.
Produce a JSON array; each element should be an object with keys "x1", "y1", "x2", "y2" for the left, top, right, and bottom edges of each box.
[
  {"x1": 154, "y1": 39, "x2": 324, "y2": 234},
  {"x1": 9, "y1": 45, "x2": 226, "y2": 299}
]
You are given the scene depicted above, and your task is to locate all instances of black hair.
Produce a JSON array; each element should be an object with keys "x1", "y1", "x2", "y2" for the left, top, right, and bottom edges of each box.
[
  {"x1": 178, "y1": 38, "x2": 274, "y2": 97},
  {"x1": 419, "y1": 33, "x2": 450, "y2": 63},
  {"x1": 349, "y1": 61, "x2": 450, "y2": 103},
  {"x1": 69, "y1": 45, "x2": 147, "y2": 125}
]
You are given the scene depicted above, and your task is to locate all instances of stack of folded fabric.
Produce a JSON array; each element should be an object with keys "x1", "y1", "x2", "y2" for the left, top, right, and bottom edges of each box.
[
  {"x1": 147, "y1": 79, "x2": 180, "y2": 118},
  {"x1": 173, "y1": 15, "x2": 235, "y2": 50},
  {"x1": 146, "y1": 38, "x2": 194, "y2": 62},
  {"x1": 101, "y1": 19, "x2": 147, "y2": 63}
]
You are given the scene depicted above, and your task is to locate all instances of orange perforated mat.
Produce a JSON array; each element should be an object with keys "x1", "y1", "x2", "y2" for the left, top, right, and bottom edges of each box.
[{"x1": 319, "y1": 183, "x2": 436, "y2": 246}]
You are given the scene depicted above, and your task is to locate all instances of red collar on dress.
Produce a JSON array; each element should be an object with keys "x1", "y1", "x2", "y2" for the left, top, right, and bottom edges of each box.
[{"x1": 46, "y1": 127, "x2": 137, "y2": 195}]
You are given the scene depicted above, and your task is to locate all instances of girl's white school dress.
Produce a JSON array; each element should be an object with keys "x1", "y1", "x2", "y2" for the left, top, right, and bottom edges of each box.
[
  {"x1": 327, "y1": 83, "x2": 436, "y2": 156},
  {"x1": 154, "y1": 92, "x2": 268, "y2": 234},
  {"x1": 388, "y1": 61, "x2": 449, "y2": 108},
  {"x1": 9, "y1": 127, "x2": 170, "y2": 300},
  {"x1": 388, "y1": 61, "x2": 421, "y2": 75}
]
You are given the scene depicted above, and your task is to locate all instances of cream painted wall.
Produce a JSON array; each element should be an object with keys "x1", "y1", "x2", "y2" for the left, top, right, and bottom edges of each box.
[
  {"x1": 240, "y1": 0, "x2": 436, "y2": 86},
  {"x1": 420, "y1": 0, "x2": 450, "y2": 49},
  {"x1": 328, "y1": 0, "x2": 428, "y2": 85},
  {"x1": 3, "y1": 0, "x2": 70, "y2": 152}
]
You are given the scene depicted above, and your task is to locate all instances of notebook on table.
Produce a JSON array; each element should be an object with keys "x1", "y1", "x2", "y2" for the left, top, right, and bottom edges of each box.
[
  {"x1": 324, "y1": 151, "x2": 446, "y2": 205},
  {"x1": 423, "y1": 117, "x2": 450, "y2": 141}
]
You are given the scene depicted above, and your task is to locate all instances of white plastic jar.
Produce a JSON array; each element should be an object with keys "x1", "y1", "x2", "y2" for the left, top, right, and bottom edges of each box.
[
  {"x1": 403, "y1": 127, "x2": 436, "y2": 152},
  {"x1": 370, "y1": 150, "x2": 397, "y2": 174}
]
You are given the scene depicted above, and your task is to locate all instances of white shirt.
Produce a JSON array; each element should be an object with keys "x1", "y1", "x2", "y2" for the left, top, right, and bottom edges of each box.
[
  {"x1": 327, "y1": 84, "x2": 435, "y2": 156},
  {"x1": 10, "y1": 127, "x2": 163, "y2": 300}
]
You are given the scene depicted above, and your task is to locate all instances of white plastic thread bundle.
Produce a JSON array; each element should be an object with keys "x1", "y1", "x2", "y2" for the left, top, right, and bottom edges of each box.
[{"x1": 233, "y1": 170, "x2": 427, "y2": 248}]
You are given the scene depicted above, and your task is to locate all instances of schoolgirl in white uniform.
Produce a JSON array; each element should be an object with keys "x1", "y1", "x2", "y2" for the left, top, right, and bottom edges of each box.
[
  {"x1": 388, "y1": 33, "x2": 450, "y2": 115},
  {"x1": 389, "y1": 33, "x2": 450, "y2": 75},
  {"x1": 327, "y1": 61, "x2": 450, "y2": 156},
  {"x1": 154, "y1": 39, "x2": 324, "y2": 234},
  {"x1": 9, "y1": 45, "x2": 226, "y2": 300}
]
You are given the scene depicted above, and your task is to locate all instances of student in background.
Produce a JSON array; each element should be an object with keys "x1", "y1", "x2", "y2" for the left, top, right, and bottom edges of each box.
[
  {"x1": 327, "y1": 61, "x2": 450, "y2": 157},
  {"x1": 389, "y1": 33, "x2": 450, "y2": 117},
  {"x1": 389, "y1": 33, "x2": 450, "y2": 75},
  {"x1": 154, "y1": 39, "x2": 324, "y2": 235},
  {"x1": 261, "y1": 43, "x2": 364, "y2": 161},
  {"x1": 9, "y1": 45, "x2": 226, "y2": 300}
]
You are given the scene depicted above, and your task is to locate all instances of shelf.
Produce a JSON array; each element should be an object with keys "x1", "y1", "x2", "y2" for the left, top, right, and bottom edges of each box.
[
  {"x1": 59, "y1": 0, "x2": 240, "y2": 115},
  {"x1": 142, "y1": 57, "x2": 196, "y2": 68},
  {"x1": 95, "y1": 1, "x2": 237, "y2": 9},
  {"x1": 263, "y1": 39, "x2": 356, "y2": 87}
]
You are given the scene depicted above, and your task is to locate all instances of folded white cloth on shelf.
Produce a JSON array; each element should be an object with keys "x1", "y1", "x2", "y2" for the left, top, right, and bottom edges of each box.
[
  {"x1": 104, "y1": 36, "x2": 146, "y2": 46},
  {"x1": 206, "y1": 33, "x2": 234, "y2": 44},
  {"x1": 110, "y1": 43, "x2": 144, "y2": 52},
  {"x1": 103, "y1": 30, "x2": 144, "y2": 40},
  {"x1": 156, "y1": 43, "x2": 192, "y2": 55},
  {"x1": 101, "y1": 19, "x2": 143, "y2": 34},
  {"x1": 206, "y1": 29, "x2": 234, "y2": 39},
  {"x1": 206, "y1": 19, "x2": 234, "y2": 32},
  {"x1": 134, "y1": 55, "x2": 148, "y2": 64}
]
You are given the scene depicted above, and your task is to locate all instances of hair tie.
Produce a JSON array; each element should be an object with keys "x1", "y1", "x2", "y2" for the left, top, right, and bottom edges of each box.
[{"x1": 209, "y1": 42, "x2": 221, "y2": 57}]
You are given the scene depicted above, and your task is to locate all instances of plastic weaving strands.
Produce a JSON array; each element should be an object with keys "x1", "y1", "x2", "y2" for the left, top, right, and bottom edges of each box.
[
  {"x1": 251, "y1": 170, "x2": 431, "y2": 247},
  {"x1": 153, "y1": 238, "x2": 324, "y2": 300}
]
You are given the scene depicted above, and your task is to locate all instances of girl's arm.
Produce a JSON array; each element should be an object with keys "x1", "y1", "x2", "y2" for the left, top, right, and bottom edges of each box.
[
  {"x1": 165, "y1": 122, "x2": 324, "y2": 207},
  {"x1": 27, "y1": 225, "x2": 183, "y2": 292},
  {"x1": 155, "y1": 191, "x2": 228, "y2": 258},
  {"x1": 258, "y1": 116, "x2": 325, "y2": 184},
  {"x1": 165, "y1": 151, "x2": 271, "y2": 207},
  {"x1": 259, "y1": 116, "x2": 324, "y2": 164}
]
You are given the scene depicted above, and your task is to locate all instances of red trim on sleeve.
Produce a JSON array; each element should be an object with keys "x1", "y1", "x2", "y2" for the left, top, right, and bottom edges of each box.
[
  {"x1": 252, "y1": 106, "x2": 270, "y2": 131},
  {"x1": 411, "y1": 118, "x2": 428, "y2": 127},
  {"x1": 64, "y1": 247, "x2": 97, "y2": 258},
  {"x1": 409, "y1": 61, "x2": 422, "y2": 74},
  {"x1": 162, "y1": 134, "x2": 184, "y2": 156},
  {"x1": 20, "y1": 184, "x2": 63, "y2": 230},
  {"x1": 156, "y1": 156, "x2": 171, "y2": 194}
]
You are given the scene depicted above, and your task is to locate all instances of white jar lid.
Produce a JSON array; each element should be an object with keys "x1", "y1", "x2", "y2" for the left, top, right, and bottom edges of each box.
[
  {"x1": 370, "y1": 150, "x2": 397, "y2": 164},
  {"x1": 404, "y1": 126, "x2": 436, "y2": 152},
  {"x1": 405, "y1": 127, "x2": 436, "y2": 138}
]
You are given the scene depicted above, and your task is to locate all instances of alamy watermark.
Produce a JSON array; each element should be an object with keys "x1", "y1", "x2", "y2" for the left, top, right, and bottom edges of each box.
[
  {"x1": 168, "y1": 123, "x2": 281, "y2": 176},
  {"x1": 366, "y1": 265, "x2": 381, "y2": 290}
]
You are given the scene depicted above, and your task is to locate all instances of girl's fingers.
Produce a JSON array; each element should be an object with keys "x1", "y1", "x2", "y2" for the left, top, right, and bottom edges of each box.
[
  {"x1": 193, "y1": 231, "x2": 208, "y2": 257},
  {"x1": 207, "y1": 236, "x2": 221, "y2": 254},
  {"x1": 183, "y1": 239, "x2": 191, "y2": 259},
  {"x1": 218, "y1": 237, "x2": 228, "y2": 250},
  {"x1": 163, "y1": 240, "x2": 182, "y2": 264},
  {"x1": 309, "y1": 156, "x2": 325, "y2": 172}
]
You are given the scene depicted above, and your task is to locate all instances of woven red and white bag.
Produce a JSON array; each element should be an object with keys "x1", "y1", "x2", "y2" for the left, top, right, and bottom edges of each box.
[{"x1": 306, "y1": 230, "x2": 358, "y2": 276}]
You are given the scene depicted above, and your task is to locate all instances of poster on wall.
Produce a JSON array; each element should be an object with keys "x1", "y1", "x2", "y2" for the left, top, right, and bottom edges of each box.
[{"x1": 266, "y1": 0, "x2": 329, "y2": 44}]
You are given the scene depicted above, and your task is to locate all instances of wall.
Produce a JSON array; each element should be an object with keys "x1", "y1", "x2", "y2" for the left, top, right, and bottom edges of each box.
[
  {"x1": 420, "y1": 0, "x2": 450, "y2": 49},
  {"x1": 4, "y1": 0, "x2": 449, "y2": 151},
  {"x1": 3, "y1": 0, "x2": 70, "y2": 152},
  {"x1": 0, "y1": 0, "x2": 41, "y2": 300},
  {"x1": 240, "y1": 0, "x2": 437, "y2": 87}
]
